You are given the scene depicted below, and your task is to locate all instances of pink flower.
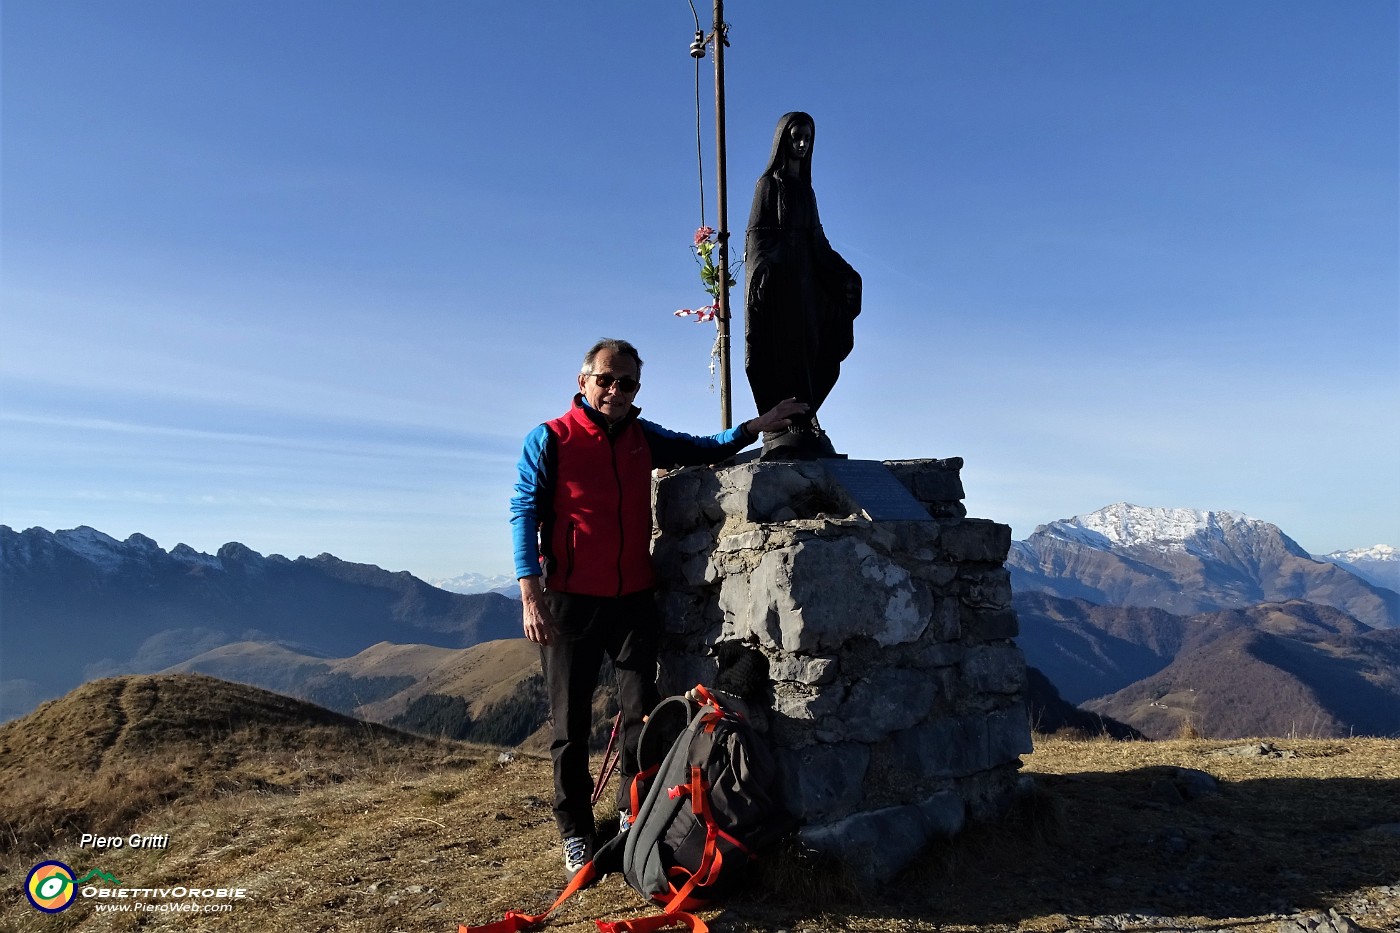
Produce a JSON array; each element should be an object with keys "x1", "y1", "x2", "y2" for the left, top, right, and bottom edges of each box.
[{"x1": 694, "y1": 226, "x2": 715, "y2": 247}]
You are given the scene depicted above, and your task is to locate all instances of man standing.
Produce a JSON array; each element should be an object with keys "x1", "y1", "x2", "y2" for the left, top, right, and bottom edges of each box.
[{"x1": 510, "y1": 338, "x2": 806, "y2": 878}]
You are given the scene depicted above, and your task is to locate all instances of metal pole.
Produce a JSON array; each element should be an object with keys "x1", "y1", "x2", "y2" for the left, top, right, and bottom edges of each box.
[{"x1": 712, "y1": 0, "x2": 733, "y2": 430}]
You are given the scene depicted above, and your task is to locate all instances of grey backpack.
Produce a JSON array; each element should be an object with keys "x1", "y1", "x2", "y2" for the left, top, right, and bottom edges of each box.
[
  {"x1": 611, "y1": 685, "x2": 790, "y2": 915},
  {"x1": 462, "y1": 686, "x2": 788, "y2": 933}
]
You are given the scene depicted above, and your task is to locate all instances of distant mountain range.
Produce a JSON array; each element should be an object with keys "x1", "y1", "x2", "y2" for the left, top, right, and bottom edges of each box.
[
  {"x1": 1007, "y1": 503, "x2": 1397, "y2": 630},
  {"x1": 1318, "y1": 544, "x2": 1399, "y2": 592},
  {"x1": 1009, "y1": 504, "x2": 1399, "y2": 739},
  {"x1": 0, "y1": 525, "x2": 522, "y2": 721},
  {"x1": 5, "y1": 508, "x2": 1396, "y2": 740},
  {"x1": 425, "y1": 571, "x2": 520, "y2": 596},
  {"x1": 1015, "y1": 591, "x2": 1400, "y2": 738}
]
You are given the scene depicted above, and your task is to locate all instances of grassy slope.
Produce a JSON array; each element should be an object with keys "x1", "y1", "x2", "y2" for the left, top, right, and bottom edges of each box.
[{"x1": 2, "y1": 677, "x2": 1398, "y2": 932}]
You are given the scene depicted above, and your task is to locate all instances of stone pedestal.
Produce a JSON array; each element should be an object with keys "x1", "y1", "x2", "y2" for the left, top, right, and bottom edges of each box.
[{"x1": 651, "y1": 457, "x2": 1031, "y2": 885}]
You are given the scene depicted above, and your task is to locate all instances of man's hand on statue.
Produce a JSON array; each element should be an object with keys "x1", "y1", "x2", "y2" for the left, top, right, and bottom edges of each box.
[{"x1": 752, "y1": 398, "x2": 809, "y2": 435}]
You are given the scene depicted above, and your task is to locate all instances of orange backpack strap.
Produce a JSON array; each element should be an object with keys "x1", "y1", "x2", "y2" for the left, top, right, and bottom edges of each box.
[
  {"x1": 459, "y1": 861, "x2": 598, "y2": 933},
  {"x1": 689, "y1": 684, "x2": 719, "y2": 708},
  {"x1": 644, "y1": 766, "x2": 723, "y2": 915},
  {"x1": 595, "y1": 910, "x2": 709, "y2": 933},
  {"x1": 630, "y1": 762, "x2": 659, "y2": 816}
]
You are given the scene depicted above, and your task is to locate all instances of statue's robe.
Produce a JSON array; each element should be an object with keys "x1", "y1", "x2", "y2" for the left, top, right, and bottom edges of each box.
[{"x1": 744, "y1": 112, "x2": 861, "y2": 425}]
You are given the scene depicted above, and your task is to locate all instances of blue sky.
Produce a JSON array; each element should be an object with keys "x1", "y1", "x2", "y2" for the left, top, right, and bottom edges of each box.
[{"x1": 3, "y1": 1, "x2": 1396, "y2": 581}]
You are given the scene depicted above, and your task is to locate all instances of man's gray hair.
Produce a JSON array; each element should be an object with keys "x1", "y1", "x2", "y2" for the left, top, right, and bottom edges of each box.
[{"x1": 581, "y1": 338, "x2": 643, "y2": 374}]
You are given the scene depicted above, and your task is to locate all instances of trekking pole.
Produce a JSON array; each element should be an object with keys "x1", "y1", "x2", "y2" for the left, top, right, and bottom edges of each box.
[{"x1": 590, "y1": 711, "x2": 623, "y2": 805}]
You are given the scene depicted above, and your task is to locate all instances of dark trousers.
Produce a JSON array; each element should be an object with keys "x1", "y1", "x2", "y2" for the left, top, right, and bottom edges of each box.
[{"x1": 540, "y1": 588, "x2": 661, "y2": 840}]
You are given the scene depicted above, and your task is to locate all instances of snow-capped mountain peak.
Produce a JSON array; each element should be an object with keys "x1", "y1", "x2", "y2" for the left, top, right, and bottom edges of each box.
[
  {"x1": 1316, "y1": 544, "x2": 1399, "y2": 592},
  {"x1": 1034, "y1": 502, "x2": 1280, "y2": 557},
  {"x1": 52, "y1": 526, "x2": 128, "y2": 570},
  {"x1": 1009, "y1": 504, "x2": 1396, "y2": 628},
  {"x1": 426, "y1": 571, "x2": 518, "y2": 595},
  {"x1": 1324, "y1": 544, "x2": 1398, "y2": 563}
]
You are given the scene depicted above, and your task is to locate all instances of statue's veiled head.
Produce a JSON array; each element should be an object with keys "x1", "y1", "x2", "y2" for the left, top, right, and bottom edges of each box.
[{"x1": 762, "y1": 111, "x2": 815, "y2": 183}]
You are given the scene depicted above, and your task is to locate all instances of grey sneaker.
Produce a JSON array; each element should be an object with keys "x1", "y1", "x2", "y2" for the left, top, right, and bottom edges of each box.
[
  {"x1": 562, "y1": 835, "x2": 592, "y2": 878},
  {"x1": 617, "y1": 809, "x2": 632, "y2": 834}
]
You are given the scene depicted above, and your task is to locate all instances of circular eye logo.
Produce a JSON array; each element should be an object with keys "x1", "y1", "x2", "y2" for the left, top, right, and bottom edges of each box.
[{"x1": 26, "y1": 861, "x2": 77, "y2": 913}]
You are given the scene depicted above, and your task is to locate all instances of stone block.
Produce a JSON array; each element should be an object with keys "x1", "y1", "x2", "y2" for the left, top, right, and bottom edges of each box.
[
  {"x1": 939, "y1": 519, "x2": 1012, "y2": 563},
  {"x1": 902, "y1": 641, "x2": 963, "y2": 669},
  {"x1": 902, "y1": 707, "x2": 1032, "y2": 779},
  {"x1": 750, "y1": 463, "x2": 833, "y2": 520},
  {"x1": 701, "y1": 497, "x2": 727, "y2": 522},
  {"x1": 771, "y1": 682, "x2": 842, "y2": 723},
  {"x1": 680, "y1": 552, "x2": 712, "y2": 587},
  {"x1": 957, "y1": 566, "x2": 1013, "y2": 610},
  {"x1": 715, "y1": 528, "x2": 766, "y2": 553},
  {"x1": 797, "y1": 790, "x2": 965, "y2": 886},
  {"x1": 841, "y1": 668, "x2": 939, "y2": 743},
  {"x1": 961, "y1": 643, "x2": 1028, "y2": 696},
  {"x1": 675, "y1": 530, "x2": 713, "y2": 555},
  {"x1": 719, "y1": 538, "x2": 934, "y2": 653},
  {"x1": 884, "y1": 458, "x2": 966, "y2": 505},
  {"x1": 714, "y1": 461, "x2": 872, "y2": 524},
  {"x1": 890, "y1": 521, "x2": 941, "y2": 554},
  {"x1": 716, "y1": 546, "x2": 783, "y2": 646},
  {"x1": 932, "y1": 500, "x2": 969, "y2": 519},
  {"x1": 891, "y1": 713, "x2": 988, "y2": 779},
  {"x1": 651, "y1": 540, "x2": 682, "y2": 581},
  {"x1": 658, "y1": 589, "x2": 710, "y2": 636},
  {"x1": 776, "y1": 742, "x2": 869, "y2": 822},
  {"x1": 910, "y1": 561, "x2": 958, "y2": 587},
  {"x1": 986, "y1": 704, "x2": 1034, "y2": 766},
  {"x1": 963, "y1": 605, "x2": 1019, "y2": 641},
  {"x1": 928, "y1": 596, "x2": 961, "y2": 641},
  {"x1": 654, "y1": 454, "x2": 1030, "y2": 866},
  {"x1": 769, "y1": 653, "x2": 839, "y2": 686},
  {"x1": 917, "y1": 789, "x2": 967, "y2": 839},
  {"x1": 654, "y1": 468, "x2": 706, "y2": 534}
]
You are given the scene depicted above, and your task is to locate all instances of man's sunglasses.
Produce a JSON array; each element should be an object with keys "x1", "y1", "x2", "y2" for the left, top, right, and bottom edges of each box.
[{"x1": 587, "y1": 373, "x2": 641, "y2": 393}]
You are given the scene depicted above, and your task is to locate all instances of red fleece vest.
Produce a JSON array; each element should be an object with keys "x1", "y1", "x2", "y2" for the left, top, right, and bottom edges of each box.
[{"x1": 543, "y1": 402, "x2": 656, "y2": 597}]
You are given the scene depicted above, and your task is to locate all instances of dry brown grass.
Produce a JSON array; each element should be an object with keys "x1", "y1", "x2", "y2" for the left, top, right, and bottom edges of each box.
[
  {"x1": 2, "y1": 677, "x2": 1398, "y2": 933},
  {"x1": 906, "y1": 735, "x2": 1400, "y2": 931},
  {"x1": 0, "y1": 675, "x2": 468, "y2": 858}
]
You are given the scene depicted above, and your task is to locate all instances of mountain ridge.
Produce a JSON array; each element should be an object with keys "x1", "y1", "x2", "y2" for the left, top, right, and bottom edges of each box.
[
  {"x1": 8, "y1": 510, "x2": 1397, "y2": 740},
  {"x1": 1013, "y1": 590, "x2": 1400, "y2": 739},
  {"x1": 1008, "y1": 503, "x2": 1398, "y2": 629},
  {"x1": 0, "y1": 524, "x2": 523, "y2": 721},
  {"x1": 1318, "y1": 543, "x2": 1400, "y2": 592},
  {"x1": 1083, "y1": 624, "x2": 1400, "y2": 739}
]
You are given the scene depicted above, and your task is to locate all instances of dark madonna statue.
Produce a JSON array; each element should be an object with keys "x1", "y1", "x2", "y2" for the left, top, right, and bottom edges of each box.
[{"x1": 744, "y1": 111, "x2": 861, "y2": 460}]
